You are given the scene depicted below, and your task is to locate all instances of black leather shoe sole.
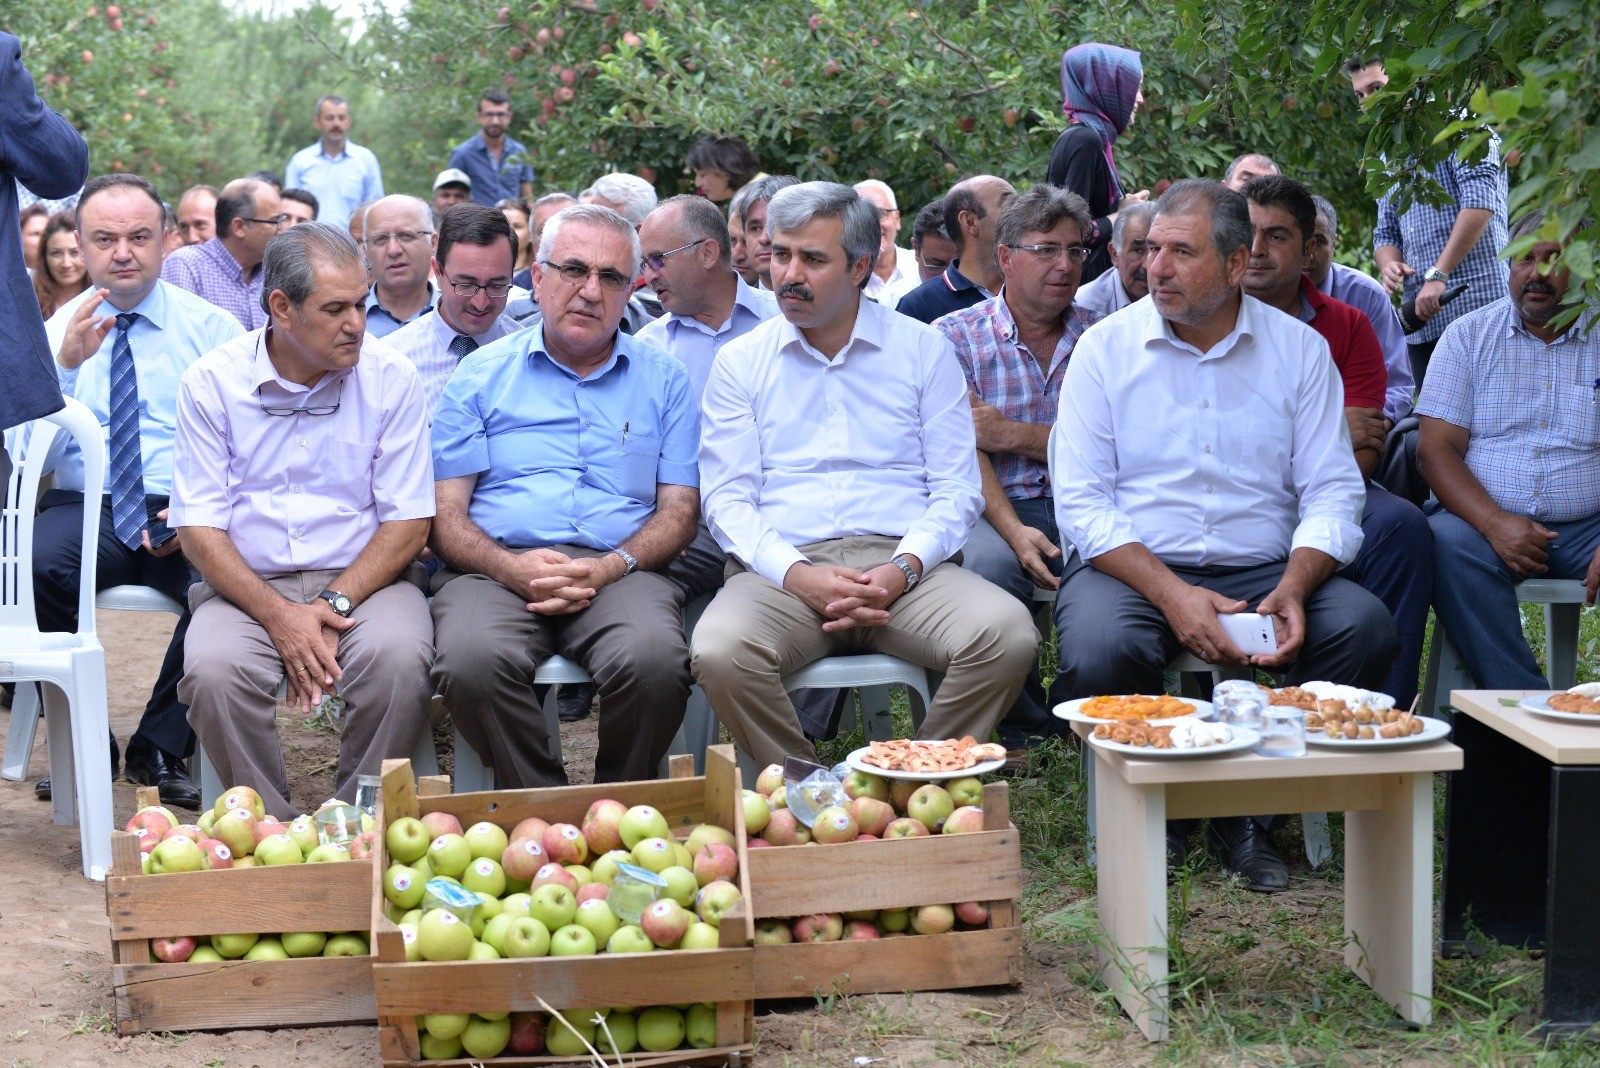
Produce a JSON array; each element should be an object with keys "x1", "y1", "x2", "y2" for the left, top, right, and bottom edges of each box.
[{"x1": 1208, "y1": 822, "x2": 1289, "y2": 893}]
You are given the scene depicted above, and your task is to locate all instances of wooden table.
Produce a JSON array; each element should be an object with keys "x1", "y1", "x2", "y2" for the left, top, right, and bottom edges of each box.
[
  {"x1": 1086, "y1": 732, "x2": 1461, "y2": 1040},
  {"x1": 1442, "y1": 690, "x2": 1600, "y2": 1033}
]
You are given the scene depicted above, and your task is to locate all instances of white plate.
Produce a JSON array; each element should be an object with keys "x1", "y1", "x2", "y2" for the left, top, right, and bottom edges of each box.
[
  {"x1": 1053, "y1": 695, "x2": 1213, "y2": 727},
  {"x1": 844, "y1": 746, "x2": 1006, "y2": 781},
  {"x1": 1086, "y1": 725, "x2": 1258, "y2": 759},
  {"x1": 1518, "y1": 694, "x2": 1600, "y2": 724},
  {"x1": 1304, "y1": 715, "x2": 1452, "y2": 748}
]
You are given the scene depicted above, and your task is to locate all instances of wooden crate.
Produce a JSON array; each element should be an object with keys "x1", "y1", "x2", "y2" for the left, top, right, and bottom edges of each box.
[
  {"x1": 106, "y1": 791, "x2": 376, "y2": 1035},
  {"x1": 747, "y1": 780, "x2": 1024, "y2": 998},
  {"x1": 372, "y1": 747, "x2": 755, "y2": 1066}
]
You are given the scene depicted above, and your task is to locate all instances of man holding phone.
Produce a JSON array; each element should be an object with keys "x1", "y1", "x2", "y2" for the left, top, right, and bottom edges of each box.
[
  {"x1": 36, "y1": 173, "x2": 244, "y2": 808},
  {"x1": 1050, "y1": 180, "x2": 1398, "y2": 892}
]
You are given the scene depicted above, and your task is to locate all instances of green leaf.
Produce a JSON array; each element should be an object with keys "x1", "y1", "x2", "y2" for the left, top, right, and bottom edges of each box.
[{"x1": 1571, "y1": 132, "x2": 1600, "y2": 171}]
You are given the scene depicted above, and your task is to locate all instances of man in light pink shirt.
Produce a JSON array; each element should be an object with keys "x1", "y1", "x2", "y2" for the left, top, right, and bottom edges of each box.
[{"x1": 171, "y1": 222, "x2": 435, "y2": 817}]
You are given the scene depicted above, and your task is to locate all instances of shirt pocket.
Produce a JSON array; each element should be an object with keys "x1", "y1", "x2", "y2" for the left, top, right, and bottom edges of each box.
[
  {"x1": 1559, "y1": 385, "x2": 1600, "y2": 446},
  {"x1": 327, "y1": 439, "x2": 378, "y2": 508},
  {"x1": 620, "y1": 433, "x2": 661, "y2": 503}
]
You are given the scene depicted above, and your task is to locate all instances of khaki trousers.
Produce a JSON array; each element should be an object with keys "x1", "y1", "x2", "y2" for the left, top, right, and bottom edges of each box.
[
  {"x1": 179, "y1": 570, "x2": 434, "y2": 818},
  {"x1": 430, "y1": 548, "x2": 692, "y2": 789},
  {"x1": 690, "y1": 536, "x2": 1038, "y2": 767}
]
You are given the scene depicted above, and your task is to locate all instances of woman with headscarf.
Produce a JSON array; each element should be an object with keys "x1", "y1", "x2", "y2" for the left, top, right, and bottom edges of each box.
[{"x1": 1045, "y1": 42, "x2": 1150, "y2": 282}]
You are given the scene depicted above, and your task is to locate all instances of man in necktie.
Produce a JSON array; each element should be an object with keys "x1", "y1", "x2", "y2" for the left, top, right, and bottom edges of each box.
[
  {"x1": 384, "y1": 204, "x2": 524, "y2": 414},
  {"x1": 36, "y1": 173, "x2": 244, "y2": 807}
]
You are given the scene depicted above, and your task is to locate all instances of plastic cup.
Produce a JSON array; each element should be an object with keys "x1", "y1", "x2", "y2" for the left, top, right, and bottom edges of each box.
[
  {"x1": 1256, "y1": 706, "x2": 1307, "y2": 758},
  {"x1": 423, "y1": 877, "x2": 481, "y2": 922},
  {"x1": 315, "y1": 803, "x2": 362, "y2": 845},
  {"x1": 609, "y1": 862, "x2": 668, "y2": 924},
  {"x1": 354, "y1": 775, "x2": 381, "y2": 817},
  {"x1": 784, "y1": 769, "x2": 848, "y2": 829}
]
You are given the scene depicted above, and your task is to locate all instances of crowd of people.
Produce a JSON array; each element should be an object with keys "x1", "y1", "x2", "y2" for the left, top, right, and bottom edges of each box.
[{"x1": 4, "y1": 32, "x2": 1595, "y2": 897}]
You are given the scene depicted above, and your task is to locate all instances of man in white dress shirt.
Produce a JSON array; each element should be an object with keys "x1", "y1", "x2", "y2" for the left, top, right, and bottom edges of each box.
[
  {"x1": 1051, "y1": 179, "x2": 1398, "y2": 891},
  {"x1": 692, "y1": 182, "x2": 1037, "y2": 766},
  {"x1": 852, "y1": 179, "x2": 920, "y2": 304},
  {"x1": 1074, "y1": 199, "x2": 1156, "y2": 319},
  {"x1": 384, "y1": 204, "x2": 523, "y2": 413}
]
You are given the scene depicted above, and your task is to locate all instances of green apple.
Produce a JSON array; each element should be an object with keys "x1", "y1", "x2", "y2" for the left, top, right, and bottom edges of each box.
[
  {"x1": 383, "y1": 864, "x2": 426, "y2": 909},
  {"x1": 468, "y1": 940, "x2": 500, "y2": 960},
  {"x1": 660, "y1": 865, "x2": 699, "y2": 908},
  {"x1": 630, "y1": 837, "x2": 676, "y2": 874},
  {"x1": 636, "y1": 1005, "x2": 685, "y2": 1052},
  {"x1": 254, "y1": 834, "x2": 304, "y2": 866},
  {"x1": 470, "y1": 892, "x2": 502, "y2": 937},
  {"x1": 606, "y1": 925, "x2": 655, "y2": 954},
  {"x1": 685, "y1": 1002, "x2": 718, "y2": 1048},
  {"x1": 544, "y1": 1016, "x2": 597, "y2": 1058},
  {"x1": 481, "y1": 913, "x2": 517, "y2": 956},
  {"x1": 243, "y1": 936, "x2": 288, "y2": 961},
  {"x1": 417, "y1": 1032, "x2": 462, "y2": 1061},
  {"x1": 461, "y1": 1015, "x2": 511, "y2": 1059},
  {"x1": 685, "y1": 823, "x2": 735, "y2": 855},
  {"x1": 399, "y1": 909, "x2": 422, "y2": 927},
  {"x1": 214, "y1": 785, "x2": 264, "y2": 820},
  {"x1": 210, "y1": 931, "x2": 259, "y2": 959},
  {"x1": 461, "y1": 857, "x2": 507, "y2": 898},
  {"x1": 399, "y1": 923, "x2": 421, "y2": 962},
  {"x1": 500, "y1": 892, "x2": 532, "y2": 919},
  {"x1": 741, "y1": 791, "x2": 771, "y2": 835},
  {"x1": 410, "y1": 855, "x2": 434, "y2": 881},
  {"x1": 423, "y1": 1012, "x2": 470, "y2": 1041},
  {"x1": 946, "y1": 775, "x2": 984, "y2": 809},
  {"x1": 618, "y1": 805, "x2": 671, "y2": 849},
  {"x1": 679, "y1": 921, "x2": 721, "y2": 950},
  {"x1": 564, "y1": 863, "x2": 592, "y2": 887},
  {"x1": 211, "y1": 808, "x2": 256, "y2": 858},
  {"x1": 463, "y1": 821, "x2": 509, "y2": 861},
  {"x1": 385, "y1": 816, "x2": 430, "y2": 863},
  {"x1": 878, "y1": 908, "x2": 910, "y2": 933},
  {"x1": 528, "y1": 884, "x2": 577, "y2": 931},
  {"x1": 188, "y1": 945, "x2": 224, "y2": 963},
  {"x1": 672, "y1": 841, "x2": 694, "y2": 871},
  {"x1": 305, "y1": 842, "x2": 351, "y2": 863},
  {"x1": 573, "y1": 898, "x2": 620, "y2": 945},
  {"x1": 590, "y1": 849, "x2": 632, "y2": 886},
  {"x1": 694, "y1": 879, "x2": 744, "y2": 927},
  {"x1": 196, "y1": 809, "x2": 219, "y2": 837},
  {"x1": 549, "y1": 923, "x2": 598, "y2": 957},
  {"x1": 281, "y1": 931, "x2": 327, "y2": 958},
  {"x1": 148, "y1": 835, "x2": 204, "y2": 874},
  {"x1": 597, "y1": 1010, "x2": 637, "y2": 1054},
  {"x1": 501, "y1": 916, "x2": 552, "y2": 959},
  {"x1": 416, "y1": 910, "x2": 474, "y2": 961},
  {"x1": 427, "y1": 833, "x2": 472, "y2": 878},
  {"x1": 285, "y1": 816, "x2": 319, "y2": 855},
  {"x1": 323, "y1": 933, "x2": 368, "y2": 957}
]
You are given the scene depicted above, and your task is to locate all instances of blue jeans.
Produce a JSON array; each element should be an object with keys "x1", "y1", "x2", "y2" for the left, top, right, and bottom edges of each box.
[
  {"x1": 961, "y1": 496, "x2": 1063, "y2": 748},
  {"x1": 1429, "y1": 506, "x2": 1600, "y2": 688}
]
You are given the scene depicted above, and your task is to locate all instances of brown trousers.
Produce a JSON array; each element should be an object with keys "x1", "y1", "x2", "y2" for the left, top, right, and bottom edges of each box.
[
  {"x1": 179, "y1": 570, "x2": 434, "y2": 818},
  {"x1": 429, "y1": 547, "x2": 692, "y2": 789},
  {"x1": 689, "y1": 536, "x2": 1038, "y2": 767}
]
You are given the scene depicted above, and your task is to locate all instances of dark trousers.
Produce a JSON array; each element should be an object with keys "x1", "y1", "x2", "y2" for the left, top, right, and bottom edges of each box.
[
  {"x1": 1408, "y1": 338, "x2": 1438, "y2": 393},
  {"x1": 32, "y1": 490, "x2": 194, "y2": 757},
  {"x1": 1340, "y1": 483, "x2": 1433, "y2": 709}
]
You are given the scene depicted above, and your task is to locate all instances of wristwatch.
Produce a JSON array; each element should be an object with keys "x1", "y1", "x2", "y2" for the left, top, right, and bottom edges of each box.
[
  {"x1": 613, "y1": 547, "x2": 639, "y2": 576},
  {"x1": 889, "y1": 554, "x2": 921, "y2": 593},
  {"x1": 317, "y1": 589, "x2": 354, "y2": 618},
  {"x1": 1422, "y1": 265, "x2": 1450, "y2": 284}
]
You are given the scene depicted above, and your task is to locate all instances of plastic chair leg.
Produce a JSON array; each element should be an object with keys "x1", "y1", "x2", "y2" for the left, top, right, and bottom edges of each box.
[
  {"x1": 195, "y1": 744, "x2": 222, "y2": 811},
  {"x1": 1546, "y1": 602, "x2": 1581, "y2": 690},
  {"x1": 67, "y1": 654, "x2": 114, "y2": 880},
  {"x1": 1301, "y1": 811, "x2": 1332, "y2": 868},
  {"x1": 2, "y1": 682, "x2": 42, "y2": 781},
  {"x1": 409, "y1": 727, "x2": 440, "y2": 778},
  {"x1": 43, "y1": 682, "x2": 78, "y2": 827},
  {"x1": 859, "y1": 685, "x2": 895, "y2": 742},
  {"x1": 451, "y1": 727, "x2": 495, "y2": 793}
]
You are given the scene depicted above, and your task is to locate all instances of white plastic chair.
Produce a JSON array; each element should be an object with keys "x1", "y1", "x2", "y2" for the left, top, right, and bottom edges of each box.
[
  {"x1": 1419, "y1": 578, "x2": 1587, "y2": 716},
  {"x1": 0, "y1": 399, "x2": 115, "y2": 880}
]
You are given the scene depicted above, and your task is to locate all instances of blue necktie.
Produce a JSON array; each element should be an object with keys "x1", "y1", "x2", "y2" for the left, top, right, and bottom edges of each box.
[{"x1": 107, "y1": 312, "x2": 147, "y2": 550}]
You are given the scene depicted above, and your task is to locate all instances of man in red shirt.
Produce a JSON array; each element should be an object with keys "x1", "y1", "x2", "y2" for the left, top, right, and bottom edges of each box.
[{"x1": 1241, "y1": 175, "x2": 1431, "y2": 709}]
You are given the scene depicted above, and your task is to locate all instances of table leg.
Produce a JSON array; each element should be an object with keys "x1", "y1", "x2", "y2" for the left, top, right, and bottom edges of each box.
[
  {"x1": 1093, "y1": 751, "x2": 1169, "y2": 1041},
  {"x1": 1345, "y1": 771, "x2": 1433, "y2": 1026},
  {"x1": 1441, "y1": 711, "x2": 1547, "y2": 954},
  {"x1": 1544, "y1": 767, "x2": 1600, "y2": 1032}
]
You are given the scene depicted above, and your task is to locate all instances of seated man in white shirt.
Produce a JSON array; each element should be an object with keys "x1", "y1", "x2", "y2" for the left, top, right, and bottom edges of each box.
[
  {"x1": 1051, "y1": 179, "x2": 1398, "y2": 892},
  {"x1": 1074, "y1": 199, "x2": 1156, "y2": 319},
  {"x1": 385, "y1": 203, "x2": 523, "y2": 413},
  {"x1": 691, "y1": 182, "x2": 1038, "y2": 767}
]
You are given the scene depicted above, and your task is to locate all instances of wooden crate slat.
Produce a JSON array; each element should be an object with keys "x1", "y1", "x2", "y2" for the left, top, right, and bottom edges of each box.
[
  {"x1": 383, "y1": 1042, "x2": 753, "y2": 1068},
  {"x1": 106, "y1": 852, "x2": 373, "y2": 938},
  {"x1": 753, "y1": 927, "x2": 1024, "y2": 998},
  {"x1": 746, "y1": 829, "x2": 1020, "y2": 915},
  {"x1": 113, "y1": 957, "x2": 373, "y2": 1034},
  {"x1": 420, "y1": 777, "x2": 709, "y2": 830}
]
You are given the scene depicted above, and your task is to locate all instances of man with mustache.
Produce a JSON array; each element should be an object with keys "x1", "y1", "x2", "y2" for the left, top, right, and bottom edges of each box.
[
  {"x1": 448, "y1": 90, "x2": 534, "y2": 207},
  {"x1": 1076, "y1": 198, "x2": 1156, "y2": 318},
  {"x1": 692, "y1": 182, "x2": 1037, "y2": 767},
  {"x1": 1419, "y1": 210, "x2": 1600, "y2": 688}
]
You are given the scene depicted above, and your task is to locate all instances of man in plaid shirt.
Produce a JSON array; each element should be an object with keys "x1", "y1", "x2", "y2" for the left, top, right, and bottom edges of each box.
[{"x1": 935, "y1": 184, "x2": 1100, "y2": 749}]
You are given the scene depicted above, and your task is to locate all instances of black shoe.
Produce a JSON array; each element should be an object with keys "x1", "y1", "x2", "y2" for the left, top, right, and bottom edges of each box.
[
  {"x1": 33, "y1": 733, "x2": 118, "y2": 802},
  {"x1": 123, "y1": 736, "x2": 200, "y2": 809},
  {"x1": 1166, "y1": 824, "x2": 1191, "y2": 868},
  {"x1": 557, "y1": 682, "x2": 594, "y2": 722},
  {"x1": 1207, "y1": 817, "x2": 1289, "y2": 893}
]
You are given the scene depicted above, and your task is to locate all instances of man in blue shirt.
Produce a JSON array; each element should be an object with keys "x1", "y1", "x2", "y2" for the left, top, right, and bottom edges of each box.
[
  {"x1": 429, "y1": 204, "x2": 700, "y2": 788},
  {"x1": 37, "y1": 173, "x2": 244, "y2": 808},
  {"x1": 284, "y1": 95, "x2": 385, "y2": 229},
  {"x1": 448, "y1": 91, "x2": 535, "y2": 207}
]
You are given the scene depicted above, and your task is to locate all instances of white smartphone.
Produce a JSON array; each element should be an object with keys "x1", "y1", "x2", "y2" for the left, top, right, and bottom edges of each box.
[{"x1": 1218, "y1": 612, "x2": 1279, "y2": 656}]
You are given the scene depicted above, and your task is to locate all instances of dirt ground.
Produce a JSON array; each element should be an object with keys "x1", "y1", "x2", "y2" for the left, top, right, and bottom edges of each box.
[{"x1": 0, "y1": 612, "x2": 1125, "y2": 1068}]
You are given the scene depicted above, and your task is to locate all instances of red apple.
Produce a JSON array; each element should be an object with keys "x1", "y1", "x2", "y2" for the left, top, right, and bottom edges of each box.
[
  {"x1": 251, "y1": 816, "x2": 287, "y2": 847},
  {"x1": 531, "y1": 863, "x2": 579, "y2": 894},
  {"x1": 754, "y1": 764, "x2": 784, "y2": 797},
  {"x1": 692, "y1": 842, "x2": 738, "y2": 886},
  {"x1": 640, "y1": 899, "x2": 692, "y2": 948},
  {"x1": 420, "y1": 812, "x2": 463, "y2": 841},
  {"x1": 884, "y1": 817, "x2": 930, "y2": 839},
  {"x1": 581, "y1": 799, "x2": 627, "y2": 854},
  {"x1": 152, "y1": 935, "x2": 196, "y2": 962},
  {"x1": 888, "y1": 779, "x2": 921, "y2": 813},
  {"x1": 753, "y1": 920, "x2": 792, "y2": 945},
  {"x1": 851, "y1": 796, "x2": 894, "y2": 838},
  {"x1": 575, "y1": 881, "x2": 610, "y2": 905},
  {"x1": 745, "y1": 838, "x2": 772, "y2": 849},
  {"x1": 955, "y1": 901, "x2": 990, "y2": 926},
  {"x1": 791, "y1": 913, "x2": 843, "y2": 942},
  {"x1": 196, "y1": 838, "x2": 233, "y2": 870},
  {"x1": 126, "y1": 807, "x2": 177, "y2": 839},
  {"x1": 844, "y1": 920, "x2": 880, "y2": 940},
  {"x1": 942, "y1": 806, "x2": 985, "y2": 834},
  {"x1": 162, "y1": 824, "x2": 203, "y2": 844},
  {"x1": 762, "y1": 809, "x2": 802, "y2": 847},
  {"x1": 810, "y1": 805, "x2": 858, "y2": 844},
  {"x1": 911, "y1": 904, "x2": 955, "y2": 935},
  {"x1": 510, "y1": 817, "x2": 550, "y2": 846},
  {"x1": 502, "y1": 837, "x2": 548, "y2": 882},
  {"x1": 543, "y1": 823, "x2": 588, "y2": 866},
  {"x1": 347, "y1": 830, "x2": 377, "y2": 860},
  {"x1": 507, "y1": 1011, "x2": 544, "y2": 1055}
]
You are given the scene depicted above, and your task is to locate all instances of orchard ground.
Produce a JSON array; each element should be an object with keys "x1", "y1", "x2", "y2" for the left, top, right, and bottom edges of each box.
[{"x1": 0, "y1": 610, "x2": 1582, "y2": 1067}]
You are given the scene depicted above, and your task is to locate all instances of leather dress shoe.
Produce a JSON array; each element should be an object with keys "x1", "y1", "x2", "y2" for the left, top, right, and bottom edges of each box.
[
  {"x1": 557, "y1": 682, "x2": 595, "y2": 722},
  {"x1": 123, "y1": 736, "x2": 200, "y2": 809},
  {"x1": 1207, "y1": 817, "x2": 1289, "y2": 893},
  {"x1": 1166, "y1": 823, "x2": 1192, "y2": 868},
  {"x1": 36, "y1": 733, "x2": 119, "y2": 801}
]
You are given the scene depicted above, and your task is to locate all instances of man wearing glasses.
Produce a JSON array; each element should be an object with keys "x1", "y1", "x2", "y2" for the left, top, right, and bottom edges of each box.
[
  {"x1": 171, "y1": 222, "x2": 435, "y2": 819},
  {"x1": 934, "y1": 184, "x2": 1101, "y2": 754},
  {"x1": 386, "y1": 204, "x2": 524, "y2": 412},
  {"x1": 361, "y1": 194, "x2": 437, "y2": 339},
  {"x1": 35, "y1": 173, "x2": 244, "y2": 808},
  {"x1": 161, "y1": 177, "x2": 285, "y2": 330},
  {"x1": 449, "y1": 91, "x2": 535, "y2": 207},
  {"x1": 429, "y1": 204, "x2": 701, "y2": 788},
  {"x1": 852, "y1": 179, "x2": 919, "y2": 304}
]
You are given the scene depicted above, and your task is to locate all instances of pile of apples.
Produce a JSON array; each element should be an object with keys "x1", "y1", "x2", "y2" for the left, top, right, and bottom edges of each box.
[
  {"x1": 381, "y1": 799, "x2": 745, "y2": 1061},
  {"x1": 412, "y1": 1003, "x2": 722, "y2": 1060},
  {"x1": 742, "y1": 764, "x2": 994, "y2": 944},
  {"x1": 150, "y1": 929, "x2": 368, "y2": 964},
  {"x1": 125, "y1": 784, "x2": 378, "y2": 874}
]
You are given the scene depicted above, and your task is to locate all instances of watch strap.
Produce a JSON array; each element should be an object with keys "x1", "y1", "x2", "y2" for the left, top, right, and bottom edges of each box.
[
  {"x1": 317, "y1": 589, "x2": 353, "y2": 617},
  {"x1": 614, "y1": 548, "x2": 639, "y2": 575},
  {"x1": 890, "y1": 555, "x2": 920, "y2": 592}
]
